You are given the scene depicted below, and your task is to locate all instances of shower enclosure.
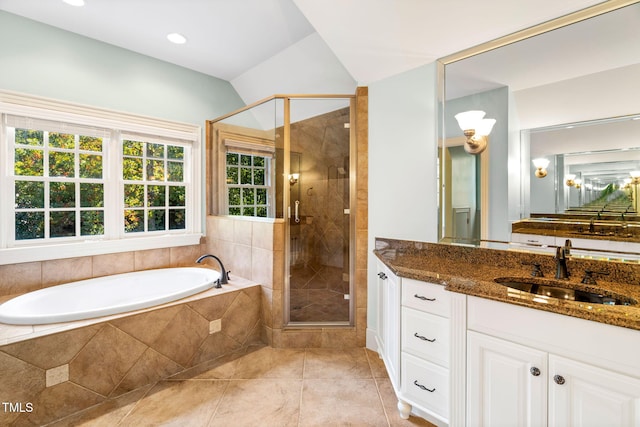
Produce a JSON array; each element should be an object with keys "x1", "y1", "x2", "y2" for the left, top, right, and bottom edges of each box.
[{"x1": 208, "y1": 95, "x2": 356, "y2": 326}]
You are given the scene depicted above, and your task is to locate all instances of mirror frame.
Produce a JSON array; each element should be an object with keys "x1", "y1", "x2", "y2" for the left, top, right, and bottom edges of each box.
[{"x1": 436, "y1": 0, "x2": 640, "y2": 247}]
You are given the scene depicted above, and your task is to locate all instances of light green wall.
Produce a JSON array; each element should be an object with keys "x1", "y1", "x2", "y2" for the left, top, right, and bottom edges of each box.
[
  {"x1": 0, "y1": 11, "x2": 245, "y2": 126},
  {"x1": 367, "y1": 62, "x2": 438, "y2": 345}
]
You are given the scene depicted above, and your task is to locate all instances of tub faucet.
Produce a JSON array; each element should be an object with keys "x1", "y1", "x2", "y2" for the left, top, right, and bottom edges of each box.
[{"x1": 196, "y1": 254, "x2": 230, "y2": 287}]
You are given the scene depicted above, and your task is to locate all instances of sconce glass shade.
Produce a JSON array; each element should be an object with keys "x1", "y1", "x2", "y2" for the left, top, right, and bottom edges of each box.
[
  {"x1": 454, "y1": 110, "x2": 486, "y2": 131},
  {"x1": 574, "y1": 178, "x2": 582, "y2": 188},
  {"x1": 532, "y1": 158, "x2": 550, "y2": 169},
  {"x1": 532, "y1": 158, "x2": 549, "y2": 178},
  {"x1": 631, "y1": 171, "x2": 640, "y2": 182},
  {"x1": 475, "y1": 119, "x2": 496, "y2": 137}
]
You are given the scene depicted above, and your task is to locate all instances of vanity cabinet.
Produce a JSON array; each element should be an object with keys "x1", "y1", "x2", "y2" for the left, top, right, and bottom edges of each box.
[
  {"x1": 467, "y1": 295, "x2": 640, "y2": 427},
  {"x1": 398, "y1": 278, "x2": 466, "y2": 426},
  {"x1": 375, "y1": 260, "x2": 401, "y2": 389}
]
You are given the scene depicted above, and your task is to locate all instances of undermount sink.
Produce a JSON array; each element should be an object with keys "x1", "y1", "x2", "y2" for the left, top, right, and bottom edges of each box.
[{"x1": 494, "y1": 277, "x2": 637, "y2": 306}]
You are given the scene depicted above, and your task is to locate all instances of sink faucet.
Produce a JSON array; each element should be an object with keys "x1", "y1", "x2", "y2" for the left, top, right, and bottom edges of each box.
[
  {"x1": 196, "y1": 254, "x2": 230, "y2": 287},
  {"x1": 554, "y1": 240, "x2": 571, "y2": 280}
]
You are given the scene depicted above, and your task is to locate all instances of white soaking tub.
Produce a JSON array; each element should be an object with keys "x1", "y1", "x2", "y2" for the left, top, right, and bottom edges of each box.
[{"x1": 0, "y1": 267, "x2": 221, "y2": 325}]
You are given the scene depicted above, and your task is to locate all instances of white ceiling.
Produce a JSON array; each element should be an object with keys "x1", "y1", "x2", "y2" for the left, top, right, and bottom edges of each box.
[{"x1": 0, "y1": 0, "x2": 612, "y2": 104}]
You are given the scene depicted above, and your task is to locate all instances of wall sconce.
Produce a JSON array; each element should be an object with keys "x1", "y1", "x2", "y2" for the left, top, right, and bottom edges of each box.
[
  {"x1": 623, "y1": 178, "x2": 632, "y2": 190},
  {"x1": 574, "y1": 178, "x2": 582, "y2": 189},
  {"x1": 454, "y1": 110, "x2": 496, "y2": 155},
  {"x1": 532, "y1": 158, "x2": 550, "y2": 178},
  {"x1": 631, "y1": 171, "x2": 640, "y2": 184},
  {"x1": 565, "y1": 173, "x2": 576, "y2": 187},
  {"x1": 288, "y1": 173, "x2": 299, "y2": 185}
]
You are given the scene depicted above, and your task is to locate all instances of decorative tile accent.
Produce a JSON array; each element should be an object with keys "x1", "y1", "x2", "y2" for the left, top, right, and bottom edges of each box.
[
  {"x1": 46, "y1": 364, "x2": 69, "y2": 387},
  {"x1": 209, "y1": 319, "x2": 222, "y2": 334}
]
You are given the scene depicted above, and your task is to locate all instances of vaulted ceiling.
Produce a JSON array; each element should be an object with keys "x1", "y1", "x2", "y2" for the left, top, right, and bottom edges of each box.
[{"x1": 0, "y1": 0, "x2": 609, "y2": 104}]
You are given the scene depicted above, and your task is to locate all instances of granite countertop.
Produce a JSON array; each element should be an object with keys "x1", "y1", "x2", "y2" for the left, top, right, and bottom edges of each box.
[
  {"x1": 512, "y1": 218, "x2": 640, "y2": 243},
  {"x1": 375, "y1": 238, "x2": 640, "y2": 332}
]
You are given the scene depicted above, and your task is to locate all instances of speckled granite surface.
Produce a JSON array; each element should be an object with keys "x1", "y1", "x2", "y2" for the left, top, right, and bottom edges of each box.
[
  {"x1": 512, "y1": 218, "x2": 640, "y2": 243},
  {"x1": 374, "y1": 238, "x2": 640, "y2": 331}
]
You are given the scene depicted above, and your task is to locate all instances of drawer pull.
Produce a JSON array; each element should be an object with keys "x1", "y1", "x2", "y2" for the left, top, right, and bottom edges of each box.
[
  {"x1": 414, "y1": 294, "x2": 436, "y2": 301},
  {"x1": 413, "y1": 380, "x2": 435, "y2": 392},
  {"x1": 414, "y1": 332, "x2": 436, "y2": 342}
]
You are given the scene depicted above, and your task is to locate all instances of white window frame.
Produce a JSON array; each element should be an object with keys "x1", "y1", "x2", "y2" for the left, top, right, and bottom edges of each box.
[
  {"x1": 0, "y1": 91, "x2": 202, "y2": 265},
  {"x1": 222, "y1": 138, "x2": 276, "y2": 218}
]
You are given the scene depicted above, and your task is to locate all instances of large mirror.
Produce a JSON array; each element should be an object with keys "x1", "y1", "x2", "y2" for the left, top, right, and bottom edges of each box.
[{"x1": 439, "y1": 1, "x2": 640, "y2": 259}]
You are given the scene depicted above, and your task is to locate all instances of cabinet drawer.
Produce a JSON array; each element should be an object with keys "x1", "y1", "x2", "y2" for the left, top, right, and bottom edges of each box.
[
  {"x1": 402, "y1": 278, "x2": 450, "y2": 317},
  {"x1": 402, "y1": 307, "x2": 449, "y2": 367},
  {"x1": 401, "y1": 352, "x2": 449, "y2": 420}
]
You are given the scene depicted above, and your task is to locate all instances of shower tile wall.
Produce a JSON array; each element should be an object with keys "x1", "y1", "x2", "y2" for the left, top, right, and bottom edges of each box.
[{"x1": 0, "y1": 285, "x2": 262, "y2": 426}]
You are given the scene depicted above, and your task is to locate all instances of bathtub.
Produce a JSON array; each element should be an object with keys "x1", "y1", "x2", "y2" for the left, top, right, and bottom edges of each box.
[{"x1": 0, "y1": 267, "x2": 221, "y2": 325}]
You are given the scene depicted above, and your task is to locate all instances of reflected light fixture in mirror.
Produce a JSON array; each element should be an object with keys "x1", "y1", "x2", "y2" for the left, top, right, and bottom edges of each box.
[
  {"x1": 454, "y1": 110, "x2": 496, "y2": 154},
  {"x1": 288, "y1": 173, "x2": 299, "y2": 185},
  {"x1": 631, "y1": 171, "x2": 640, "y2": 185},
  {"x1": 574, "y1": 178, "x2": 582, "y2": 189},
  {"x1": 532, "y1": 158, "x2": 550, "y2": 178},
  {"x1": 565, "y1": 173, "x2": 576, "y2": 187}
]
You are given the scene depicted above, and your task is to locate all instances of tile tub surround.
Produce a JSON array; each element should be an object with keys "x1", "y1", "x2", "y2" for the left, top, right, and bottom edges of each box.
[
  {"x1": 375, "y1": 238, "x2": 640, "y2": 331},
  {"x1": 0, "y1": 282, "x2": 262, "y2": 426}
]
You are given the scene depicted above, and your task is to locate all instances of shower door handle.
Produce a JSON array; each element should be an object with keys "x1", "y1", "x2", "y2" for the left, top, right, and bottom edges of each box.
[{"x1": 294, "y1": 200, "x2": 300, "y2": 223}]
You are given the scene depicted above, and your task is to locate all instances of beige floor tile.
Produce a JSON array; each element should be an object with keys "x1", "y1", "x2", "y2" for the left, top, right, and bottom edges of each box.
[
  {"x1": 366, "y1": 348, "x2": 389, "y2": 378},
  {"x1": 118, "y1": 380, "x2": 227, "y2": 426},
  {"x1": 304, "y1": 347, "x2": 372, "y2": 379},
  {"x1": 375, "y1": 377, "x2": 436, "y2": 427},
  {"x1": 299, "y1": 378, "x2": 388, "y2": 426},
  {"x1": 231, "y1": 346, "x2": 305, "y2": 379},
  {"x1": 48, "y1": 385, "x2": 153, "y2": 427},
  {"x1": 209, "y1": 379, "x2": 302, "y2": 427}
]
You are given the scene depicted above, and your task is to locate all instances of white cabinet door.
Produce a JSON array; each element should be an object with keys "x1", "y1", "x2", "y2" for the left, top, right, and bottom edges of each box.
[
  {"x1": 467, "y1": 331, "x2": 547, "y2": 427},
  {"x1": 379, "y1": 265, "x2": 401, "y2": 388},
  {"x1": 549, "y1": 355, "x2": 640, "y2": 427}
]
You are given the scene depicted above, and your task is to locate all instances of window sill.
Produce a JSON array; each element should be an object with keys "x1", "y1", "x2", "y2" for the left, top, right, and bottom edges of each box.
[{"x1": 0, "y1": 234, "x2": 202, "y2": 265}]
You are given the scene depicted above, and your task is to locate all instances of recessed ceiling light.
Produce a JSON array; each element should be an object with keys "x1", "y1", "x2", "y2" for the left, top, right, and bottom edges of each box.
[
  {"x1": 167, "y1": 33, "x2": 187, "y2": 44},
  {"x1": 63, "y1": 0, "x2": 85, "y2": 6}
]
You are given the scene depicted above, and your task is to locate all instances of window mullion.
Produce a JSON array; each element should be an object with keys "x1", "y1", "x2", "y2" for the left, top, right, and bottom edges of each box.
[{"x1": 104, "y1": 130, "x2": 121, "y2": 240}]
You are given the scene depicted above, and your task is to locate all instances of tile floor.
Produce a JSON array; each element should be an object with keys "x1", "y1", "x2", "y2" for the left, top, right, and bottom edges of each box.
[
  {"x1": 290, "y1": 265, "x2": 350, "y2": 323},
  {"x1": 49, "y1": 346, "x2": 435, "y2": 427}
]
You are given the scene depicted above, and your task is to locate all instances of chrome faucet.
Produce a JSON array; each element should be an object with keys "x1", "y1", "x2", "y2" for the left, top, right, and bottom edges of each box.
[
  {"x1": 554, "y1": 240, "x2": 571, "y2": 280},
  {"x1": 195, "y1": 254, "x2": 230, "y2": 287}
]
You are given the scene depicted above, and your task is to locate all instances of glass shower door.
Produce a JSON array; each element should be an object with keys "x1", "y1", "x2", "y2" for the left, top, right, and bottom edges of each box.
[{"x1": 286, "y1": 97, "x2": 353, "y2": 325}]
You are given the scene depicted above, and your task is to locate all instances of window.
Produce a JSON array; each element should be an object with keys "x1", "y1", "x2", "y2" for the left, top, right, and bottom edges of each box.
[
  {"x1": 0, "y1": 92, "x2": 201, "y2": 265},
  {"x1": 221, "y1": 138, "x2": 275, "y2": 218},
  {"x1": 122, "y1": 138, "x2": 187, "y2": 233},
  {"x1": 225, "y1": 152, "x2": 269, "y2": 217},
  {"x1": 9, "y1": 117, "x2": 109, "y2": 242}
]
